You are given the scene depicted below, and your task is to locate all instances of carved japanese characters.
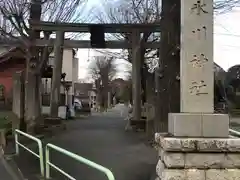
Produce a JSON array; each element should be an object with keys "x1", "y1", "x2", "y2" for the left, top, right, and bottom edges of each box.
[
  {"x1": 191, "y1": 0, "x2": 208, "y2": 15},
  {"x1": 189, "y1": 81, "x2": 208, "y2": 96},
  {"x1": 181, "y1": 0, "x2": 213, "y2": 112},
  {"x1": 192, "y1": 26, "x2": 207, "y2": 39},
  {"x1": 190, "y1": 54, "x2": 208, "y2": 68}
]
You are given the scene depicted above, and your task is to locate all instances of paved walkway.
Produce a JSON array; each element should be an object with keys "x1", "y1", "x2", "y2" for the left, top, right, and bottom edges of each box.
[
  {"x1": 0, "y1": 154, "x2": 20, "y2": 180},
  {"x1": 0, "y1": 160, "x2": 13, "y2": 180},
  {"x1": 13, "y1": 106, "x2": 157, "y2": 180}
]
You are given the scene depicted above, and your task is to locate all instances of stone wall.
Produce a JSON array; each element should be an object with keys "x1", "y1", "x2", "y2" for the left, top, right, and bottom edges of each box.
[{"x1": 155, "y1": 133, "x2": 240, "y2": 180}]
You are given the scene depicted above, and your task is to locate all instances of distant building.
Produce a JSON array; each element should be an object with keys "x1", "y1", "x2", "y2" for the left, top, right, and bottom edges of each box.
[
  {"x1": 0, "y1": 41, "x2": 79, "y2": 117},
  {"x1": 74, "y1": 83, "x2": 97, "y2": 108},
  {"x1": 0, "y1": 47, "x2": 25, "y2": 106},
  {"x1": 42, "y1": 48, "x2": 79, "y2": 106}
]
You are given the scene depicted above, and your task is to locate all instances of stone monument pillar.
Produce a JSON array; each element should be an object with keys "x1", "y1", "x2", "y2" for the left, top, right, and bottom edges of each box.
[{"x1": 155, "y1": 1, "x2": 240, "y2": 179}]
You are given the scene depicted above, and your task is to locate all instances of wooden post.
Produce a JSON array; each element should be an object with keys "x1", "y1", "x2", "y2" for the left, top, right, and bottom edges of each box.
[
  {"x1": 131, "y1": 30, "x2": 141, "y2": 121},
  {"x1": 50, "y1": 31, "x2": 64, "y2": 117}
]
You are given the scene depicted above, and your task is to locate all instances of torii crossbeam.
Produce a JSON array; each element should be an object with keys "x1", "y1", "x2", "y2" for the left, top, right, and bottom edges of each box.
[
  {"x1": 30, "y1": 21, "x2": 161, "y2": 49},
  {"x1": 29, "y1": 20, "x2": 161, "y2": 33}
]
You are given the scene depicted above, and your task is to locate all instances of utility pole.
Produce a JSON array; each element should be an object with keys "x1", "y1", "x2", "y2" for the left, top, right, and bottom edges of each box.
[{"x1": 155, "y1": 0, "x2": 181, "y2": 132}]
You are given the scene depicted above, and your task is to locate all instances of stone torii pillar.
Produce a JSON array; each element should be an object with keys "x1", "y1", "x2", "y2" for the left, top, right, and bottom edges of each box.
[
  {"x1": 50, "y1": 31, "x2": 65, "y2": 117},
  {"x1": 155, "y1": 1, "x2": 240, "y2": 179},
  {"x1": 131, "y1": 30, "x2": 141, "y2": 121}
]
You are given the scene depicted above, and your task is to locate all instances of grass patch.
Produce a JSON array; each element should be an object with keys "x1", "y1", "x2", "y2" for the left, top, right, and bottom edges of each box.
[{"x1": 0, "y1": 111, "x2": 12, "y2": 131}]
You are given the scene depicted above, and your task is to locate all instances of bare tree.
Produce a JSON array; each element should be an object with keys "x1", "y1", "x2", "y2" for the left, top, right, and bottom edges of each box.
[
  {"x1": 214, "y1": 0, "x2": 240, "y2": 14},
  {"x1": 97, "y1": 0, "x2": 160, "y2": 106},
  {"x1": 97, "y1": 0, "x2": 240, "y2": 81},
  {"x1": 97, "y1": 0, "x2": 240, "y2": 133},
  {"x1": 0, "y1": 0, "x2": 90, "y2": 36},
  {"x1": 0, "y1": 0, "x2": 90, "y2": 132},
  {"x1": 89, "y1": 56, "x2": 117, "y2": 110}
]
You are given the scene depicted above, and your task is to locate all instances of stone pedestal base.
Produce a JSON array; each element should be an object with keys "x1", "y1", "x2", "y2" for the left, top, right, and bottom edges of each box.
[
  {"x1": 168, "y1": 113, "x2": 229, "y2": 137},
  {"x1": 155, "y1": 133, "x2": 240, "y2": 180}
]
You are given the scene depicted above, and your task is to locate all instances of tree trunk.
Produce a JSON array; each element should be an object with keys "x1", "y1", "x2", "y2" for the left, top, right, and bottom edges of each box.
[
  {"x1": 35, "y1": 74, "x2": 41, "y2": 121},
  {"x1": 156, "y1": 0, "x2": 181, "y2": 132},
  {"x1": 128, "y1": 49, "x2": 133, "y2": 104},
  {"x1": 141, "y1": 65, "x2": 147, "y2": 104},
  {"x1": 24, "y1": 68, "x2": 41, "y2": 133},
  {"x1": 101, "y1": 75, "x2": 108, "y2": 110},
  {"x1": 23, "y1": 0, "x2": 42, "y2": 133},
  {"x1": 146, "y1": 72, "x2": 155, "y2": 104},
  {"x1": 129, "y1": 83, "x2": 133, "y2": 104}
]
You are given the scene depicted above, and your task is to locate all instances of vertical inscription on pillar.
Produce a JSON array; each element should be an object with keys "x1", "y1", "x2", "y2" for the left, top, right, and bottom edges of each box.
[
  {"x1": 192, "y1": 26, "x2": 207, "y2": 40},
  {"x1": 181, "y1": 0, "x2": 213, "y2": 113},
  {"x1": 190, "y1": 54, "x2": 208, "y2": 68},
  {"x1": 191, "y1": 0, "x2": 208, "y2": 15},
  {"x1": 189, "y1": 81, "x2": 208, "y2": 95}
]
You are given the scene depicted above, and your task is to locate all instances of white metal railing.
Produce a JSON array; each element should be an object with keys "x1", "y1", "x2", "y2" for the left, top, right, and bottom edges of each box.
[
  {"x1": 14, "y1": 129, "x2": 44, "y2": 176},
  {"x1": 45, "y1": 143, "x2": 115, "y2": 180},
  {"x1": 13, "y1": 128, "x2": 240, "y2": 180},
  {"x1": 229, "y1": 128, "x2": 240, "y2": 138}
]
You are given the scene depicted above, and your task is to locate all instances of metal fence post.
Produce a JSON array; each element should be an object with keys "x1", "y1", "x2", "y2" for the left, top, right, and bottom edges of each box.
[
  {"x1": 45, "y1": 143, "x2": 115, "y2": 180},
  {"x1": 14, "y1": 129, "x2": 44, "y2": 177},
  {"x1": 45, "y1": 146, "x2": 50, "y2": 179},
  {"x1": 14, "y1": 131, "x2": 19, "y2": 155},
  {"x1": 37, "y1": 140, "x2": 44, "y2": 177},
  {"x1": 229, "y1": 129, "x2": 240, "y2": 137}
]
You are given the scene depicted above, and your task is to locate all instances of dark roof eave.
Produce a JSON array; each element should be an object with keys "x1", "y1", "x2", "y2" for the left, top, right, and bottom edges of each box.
[
  {"x1": 0, "y1": 56, "x2": 11, "y2": 64},
  {"x1": 0, "y1": 47, "x2": 25, "y2": 64}
]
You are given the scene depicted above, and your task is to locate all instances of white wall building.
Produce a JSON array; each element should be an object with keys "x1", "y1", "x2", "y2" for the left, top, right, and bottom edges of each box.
[
  {"x1": 42, "y1": 48, "x2": 78, "y2": 105},
  {"x1": 41, "y1": 48, "x2": 78, "y2": 118},
  {"x1": 42, "y1": 48, "x2": 78, "y2": 93}
]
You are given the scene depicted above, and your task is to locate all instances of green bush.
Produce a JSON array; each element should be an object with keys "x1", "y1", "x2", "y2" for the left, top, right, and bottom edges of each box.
[{"x1": 0, "y1": 113, "x2": 12, "y2": 130}]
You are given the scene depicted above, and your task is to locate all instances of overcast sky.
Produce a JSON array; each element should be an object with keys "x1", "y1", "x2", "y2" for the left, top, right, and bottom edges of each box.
[
  {"x1": 77, "y1": 4, "x2": 240, "y2": 80},
  {"x1": 214, "y1": 8, "x2": 240, "y2": 70}
]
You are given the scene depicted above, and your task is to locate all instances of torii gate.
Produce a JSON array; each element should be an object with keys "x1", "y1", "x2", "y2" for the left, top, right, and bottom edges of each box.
[{"x1": 30, "y1": 20, "x2": 161, "y2": 121}]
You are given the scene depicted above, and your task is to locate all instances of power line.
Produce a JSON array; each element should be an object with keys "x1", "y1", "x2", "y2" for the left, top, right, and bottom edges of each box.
[
  {"x1": 220, "y1": 44, "x2": 240, "y2": 48},
  {"x1": 214, "y1": 21, "x2": 233, "y2": 33},
  {"x1": 214, "y1": 32, "x2": 240, "y2": 37},
  {"x1": 214, "y1": 20, "x2": 240, "y2": 37}
]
